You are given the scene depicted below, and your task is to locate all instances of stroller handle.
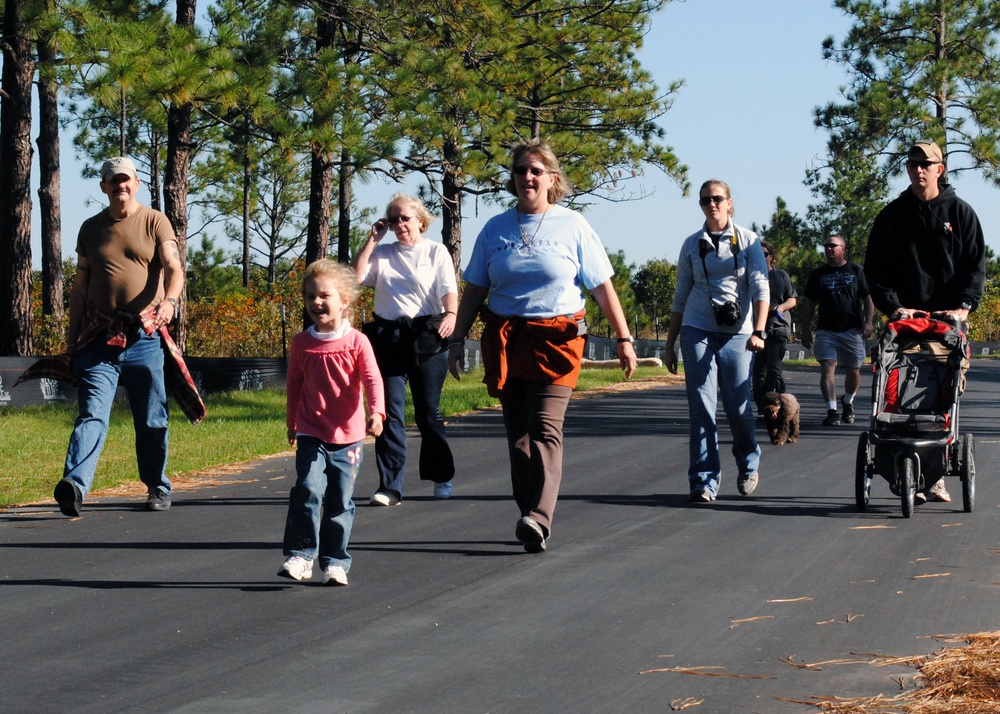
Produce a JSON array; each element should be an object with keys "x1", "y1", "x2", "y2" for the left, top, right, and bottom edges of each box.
[{"x1": 890, "y1": 311, "x2": 964, "y2": 330}]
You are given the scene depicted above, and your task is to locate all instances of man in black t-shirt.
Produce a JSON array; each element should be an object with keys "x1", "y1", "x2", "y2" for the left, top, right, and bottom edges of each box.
[{"x1": 801, "y1": 234, "x2": 874, "y2": 426}]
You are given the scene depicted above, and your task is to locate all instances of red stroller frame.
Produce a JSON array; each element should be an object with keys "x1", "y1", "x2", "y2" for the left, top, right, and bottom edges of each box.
[{"x1": 855, "y1": 316, "x2": 975, "y2": 517}]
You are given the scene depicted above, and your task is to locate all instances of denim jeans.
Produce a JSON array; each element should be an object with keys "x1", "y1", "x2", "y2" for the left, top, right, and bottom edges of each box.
[
  {"x1": 374, "y1": 349, "x2": 455, "y2": 498},
  {"x1": 680, "y1": 325, "x2": 761, "y2": 496},
  {"x1": 282, "y1": 437, "x2": 362, "y2": 570},
  {"x1": 63, "y1": 327, "x2": 170, "y2": 498}
]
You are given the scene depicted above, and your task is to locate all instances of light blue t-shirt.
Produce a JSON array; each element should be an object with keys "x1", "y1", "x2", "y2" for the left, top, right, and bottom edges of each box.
[{"x1": 464, "y1": 205, "x2": 614, "y2": 318}]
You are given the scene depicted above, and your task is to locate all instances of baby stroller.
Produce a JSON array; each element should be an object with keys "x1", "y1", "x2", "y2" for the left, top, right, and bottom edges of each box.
[{"x1": 855, "y1": 315, "x2": 975, "y2": 517}]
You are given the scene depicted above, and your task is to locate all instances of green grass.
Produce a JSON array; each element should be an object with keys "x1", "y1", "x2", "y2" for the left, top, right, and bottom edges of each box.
[{"x1": 0, "y1": 366, "x2": 670, "y2": 508}]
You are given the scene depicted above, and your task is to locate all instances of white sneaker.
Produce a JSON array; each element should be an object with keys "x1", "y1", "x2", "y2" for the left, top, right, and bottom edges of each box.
[
  {"x1": 434, "y1": 481, "x2": 453, "y2": 499},
  {"x1": 277, "y1": 556, "x2": 313, "y2": 581},
  {"x1": 928, "y1": 480, "x2": 952, "y2": 502},
  {"x1": 369, "y1": 492, "x2": 401, "y2": 506},
  {"x1": 322, "y1": 565, "x2": 349, "y2": 586}
]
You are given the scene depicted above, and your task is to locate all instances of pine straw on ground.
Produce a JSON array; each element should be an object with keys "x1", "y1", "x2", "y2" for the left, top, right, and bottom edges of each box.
[{"x1": 775, "y1": 631, "x2": 1000, "y2": 712}]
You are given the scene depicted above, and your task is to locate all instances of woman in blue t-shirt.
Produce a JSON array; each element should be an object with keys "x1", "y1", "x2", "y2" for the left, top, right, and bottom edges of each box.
[{"x1": 447, "y1": 138, "x2": 637, "y2": 554}]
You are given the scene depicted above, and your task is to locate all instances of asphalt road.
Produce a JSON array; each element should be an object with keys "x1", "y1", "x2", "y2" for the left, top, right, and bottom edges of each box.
[{"x1": 2, "y1": 361, "x2": 998, "y2": 714}]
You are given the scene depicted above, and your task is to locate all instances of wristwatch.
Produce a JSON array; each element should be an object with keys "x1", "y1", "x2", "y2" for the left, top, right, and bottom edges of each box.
[
  {"x1": 960, "y1": 301, "x2": 973, "y2": 311},
  {"x1": 164, "y1": 296, "x2": 178, "y2": 308},
  {"x1": 752, "y1": 329, "x2": 768, "y2": 339},
  {"x1": 617, "y1": 336, "x2": 635, "y2": 344}
]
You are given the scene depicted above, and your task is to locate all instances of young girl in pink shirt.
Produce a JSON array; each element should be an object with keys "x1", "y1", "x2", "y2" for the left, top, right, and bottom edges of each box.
[{"x1": 278, "y1": 260, "x2": 385, "y2": 585}]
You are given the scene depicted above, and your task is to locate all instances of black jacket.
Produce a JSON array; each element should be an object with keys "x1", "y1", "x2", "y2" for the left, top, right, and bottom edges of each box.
[{"x1": 865, "y1": 184, "x2": 985, "y2": 315}]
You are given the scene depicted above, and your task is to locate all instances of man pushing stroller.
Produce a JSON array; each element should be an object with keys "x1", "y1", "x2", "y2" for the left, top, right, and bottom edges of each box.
[{"x1": 864, "y1": 139, "x2": 986, "y2": 503}]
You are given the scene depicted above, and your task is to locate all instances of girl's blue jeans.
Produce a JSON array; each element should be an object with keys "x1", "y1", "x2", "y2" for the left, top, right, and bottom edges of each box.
[{"x1": 282, "y1": 437, "x2": 362, "y2": 570}]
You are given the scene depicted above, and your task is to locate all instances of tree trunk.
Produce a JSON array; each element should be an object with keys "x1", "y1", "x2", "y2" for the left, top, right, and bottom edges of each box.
[
  {"x1": 148, "y1": 133, "x2": 163, "y2": 212},
  {"x1": 0, "y1": 0, "x2": 35, "y2": 356},
  {"x1": 37, "y1": 30, "x2": 64, "y2": 337},
  {"x1": 441, "y1": 138, "x2": 463, "y2": 277},
  {"x1": 336, "y1": 148, "x2": 352, "y2": 264},
  {"x1": 163, "y1": 0, "x2": 197, "y2": 350},
  {"x1": 242, "y1": 148, "x2": 251, "y2": 287},
  {"x1": 304, "y1": 13, "x2": 335, "y2": 277}
]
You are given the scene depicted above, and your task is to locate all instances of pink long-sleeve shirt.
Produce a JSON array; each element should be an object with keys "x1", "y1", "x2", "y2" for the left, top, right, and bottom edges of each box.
[{"x1": 286, "y1": 327, "x2": 385, "y2": 444}]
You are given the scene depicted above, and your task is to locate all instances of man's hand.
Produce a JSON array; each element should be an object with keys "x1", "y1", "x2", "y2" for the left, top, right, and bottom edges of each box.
[
  {"x1": 448, "y1": 343, "x2": 465, "y2": 380},
  {"x1": 153, "y1": 299, "x2": 176, "y2": 329},
  {"x1": 932, "y1": 308, "x2": 970, "y2": 323},
  {"x1": 891, "y1": 308, "x2": 928, "y2": 321}
]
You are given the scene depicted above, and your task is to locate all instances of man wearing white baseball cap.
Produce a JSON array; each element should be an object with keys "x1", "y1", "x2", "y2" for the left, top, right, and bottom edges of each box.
[{"x1": 52, "y1": 156, "x2": 188, "y2": 517}]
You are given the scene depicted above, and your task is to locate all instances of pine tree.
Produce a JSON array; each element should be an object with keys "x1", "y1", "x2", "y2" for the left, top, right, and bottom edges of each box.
[
  {"x1": 817, "y1": 0, "x2": 1000, "y2": 181},
  {"x1": 0, "y1": 0, "x2": 36, "y2": 355}
]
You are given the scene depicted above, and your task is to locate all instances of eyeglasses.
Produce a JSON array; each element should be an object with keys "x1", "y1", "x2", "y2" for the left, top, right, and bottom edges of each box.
[
  {"x1": 824, "y1": 243, "x2": 844, "y2": 249},
  {"x1": 513, "y1": 166, "x2": 549, "y2": 177},
  {"x1": 699, "y1": 195, "x2": 727, "y2": 206},
  {"x1": 387, "y1": 215, "x2": 413, "y2": 225},
  {"x1": 907, "y1": 160, "x2": 940, "y2": 170}
]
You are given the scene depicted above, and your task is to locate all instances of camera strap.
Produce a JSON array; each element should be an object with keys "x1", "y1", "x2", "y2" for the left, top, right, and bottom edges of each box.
[{"x1": 700, "y1": 227, "x2": 742, "y2": 308}]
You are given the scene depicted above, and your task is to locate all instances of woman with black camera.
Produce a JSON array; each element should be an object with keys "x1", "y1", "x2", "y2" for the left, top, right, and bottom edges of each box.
[{"x1": 664, "y1": 179, "x2": 770, "y2": 503}]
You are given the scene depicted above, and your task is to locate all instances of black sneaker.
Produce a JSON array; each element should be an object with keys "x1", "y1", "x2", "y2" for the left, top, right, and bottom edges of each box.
[
  {"x1": 54, "y1": 478, "x2": 83, "y2": 518},
  {"x1": 822, "y1": 409, "x2": 841, "y2": 426},
  {"x1": 842, "y1": 402, "x2": 856, "y2": 424},
  {"x1": 146, "y1": 489, "x2": 171, "y2": 511}
]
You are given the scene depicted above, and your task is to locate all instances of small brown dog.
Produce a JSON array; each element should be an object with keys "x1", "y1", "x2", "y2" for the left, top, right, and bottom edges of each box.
[{"x1": 762, "y1": 391, "x2": 800, "y2": 446}]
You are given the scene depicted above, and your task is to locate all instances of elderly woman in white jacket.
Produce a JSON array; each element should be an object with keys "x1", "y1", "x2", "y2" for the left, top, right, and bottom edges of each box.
[
  {"x1": 354, "y1": 193, "x2": 459, "y2": 505},
  {"x1": 664, "y1": 179, "x2": 770, "y2": 503}
]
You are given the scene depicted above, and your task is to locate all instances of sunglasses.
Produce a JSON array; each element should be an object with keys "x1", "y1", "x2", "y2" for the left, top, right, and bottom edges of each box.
[
  {"x1": 387, "y1": 215, "x2": 413, "y2": 225},
  {"x1": 513, "y1": 166, "x2": 549, "y2": 177},
  {"x1": 824, "y1": 243, "x2": 844, "y2": 249},
  {"x1": 906, "y1": 160, "x2": 940, "y2": 170},
  {"x1": 699, "y1": 195, "x2": 727, "y2": 206}
]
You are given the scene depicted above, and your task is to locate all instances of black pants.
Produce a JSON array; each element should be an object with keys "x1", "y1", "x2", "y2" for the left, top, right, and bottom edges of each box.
[{"x1": 752, "y1": 334, "x2": 789, "y2": 410}]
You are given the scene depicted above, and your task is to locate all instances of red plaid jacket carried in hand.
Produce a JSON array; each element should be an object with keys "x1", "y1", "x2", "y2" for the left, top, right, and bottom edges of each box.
[{"x1": 15, "y1": 304, "x2": 206, "y2": 425}]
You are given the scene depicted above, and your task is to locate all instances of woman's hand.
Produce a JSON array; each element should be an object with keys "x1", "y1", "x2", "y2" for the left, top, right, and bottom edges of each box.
[
  {"x1": 370, "y1": 219, "x2": 389, "y2": 243},
  {"x1": 665, "y1": 341, "x2": 679, "y2": 374},
  {"x1": 366, "y1": 414, "x2": 384, "y2": 437},
  {"x1": 618, "y1": 341, "x2": 637, "y2": 378},
  {"x1": 437, "y1": 312, "x2": 456, "y2": 339}
]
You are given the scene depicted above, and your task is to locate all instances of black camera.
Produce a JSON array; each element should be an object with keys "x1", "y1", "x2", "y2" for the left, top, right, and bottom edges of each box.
[{"x1": 712, "y1": 301, "x2": 740, "y2": 327}]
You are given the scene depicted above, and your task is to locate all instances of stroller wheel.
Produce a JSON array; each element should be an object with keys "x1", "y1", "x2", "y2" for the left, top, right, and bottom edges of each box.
[
  {"x1": 960, "y1": 433, "x2": 976, "y2": 513},
  {"x1": 855, "y1": 432, "x2": 872, "y2": 512},
  {"x1": 899, "y1": 454, "x2": 917, "y2": 518}
]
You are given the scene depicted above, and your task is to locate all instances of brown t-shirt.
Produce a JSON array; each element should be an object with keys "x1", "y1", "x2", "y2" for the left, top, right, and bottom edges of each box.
[{"x1": 77, "y1": 204, "x2": 176, "y2": 314}]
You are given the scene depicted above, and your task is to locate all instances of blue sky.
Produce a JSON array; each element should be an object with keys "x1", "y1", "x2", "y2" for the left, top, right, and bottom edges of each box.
[{"x1": 31, "y1": 0, "x2": 1000, "y2": 270}]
